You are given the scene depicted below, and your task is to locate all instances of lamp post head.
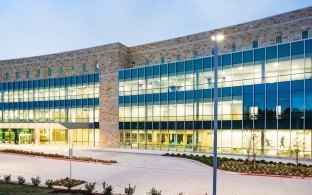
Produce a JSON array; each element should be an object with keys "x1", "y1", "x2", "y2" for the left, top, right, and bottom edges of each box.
[{"x1": 211, "y1": 34, "x2": 224, "y2": 42}]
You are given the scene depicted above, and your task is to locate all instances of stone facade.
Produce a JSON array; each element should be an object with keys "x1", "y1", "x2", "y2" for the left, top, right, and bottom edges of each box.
[{"x1": 0, "y1": 6, "x2": 311, "y2": 147}]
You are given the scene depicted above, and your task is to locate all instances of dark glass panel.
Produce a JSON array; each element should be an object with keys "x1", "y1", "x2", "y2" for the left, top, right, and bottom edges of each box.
[
  {"x1": 222, "y1": 54, "x2": 231, "y2": 66},
  {"x1": 243, "y1": 50, "x2": 253, "y2": 63},
  {"x1": 254, "y1": 48, "x2": 265, "y2": 61},
  {"x1": 232, "y1": 52, "x2": 242, "y2": 64},
  {"x1": 266, "y1": 46, "x2": 277, "y2": 60},
  {"x1": 278, "y1": 43, "x2": 290, "y2": 58},
  {"x1": 291, "y1": 41, "x2": 304, "y2": 56}
]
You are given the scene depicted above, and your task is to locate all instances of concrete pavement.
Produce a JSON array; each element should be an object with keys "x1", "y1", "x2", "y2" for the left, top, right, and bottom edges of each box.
[{"x1": 0, "y1": 144, "x2": 311, "y2": 194}]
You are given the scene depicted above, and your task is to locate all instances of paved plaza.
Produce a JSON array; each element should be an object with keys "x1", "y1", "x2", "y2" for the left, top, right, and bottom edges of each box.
[{"x1": 0, "y1": 145, "x2": 311, "y2": 194}]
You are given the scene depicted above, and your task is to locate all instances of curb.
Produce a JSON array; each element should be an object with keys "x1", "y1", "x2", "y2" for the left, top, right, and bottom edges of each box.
[
  {"x1": 239, "y1": 173, "x2": 312, "y2": 180},
  {"x1": 0, "y1": 152, "x2": 112, "y2": 165}
]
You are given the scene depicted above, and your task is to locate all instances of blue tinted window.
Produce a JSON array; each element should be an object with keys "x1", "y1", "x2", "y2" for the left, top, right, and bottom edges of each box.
[
  {"x1": 222, "y1": 87, "x2": 231, "y2": 97},
  {"x1": 194, "y1": 59, "x2": 202, "y2": 70},
  {"x1": 266, "y1": 46, "x2": 277, "y2": 60},
  {"x1": 118, "y1": 71, "x2": 124, "y2": 80},
  {"x1": 185, "y1": 91, "x2": 193, "y2": 99},
  {"x1": 243, "y1": 50, "x2": 253, "y2": 63},
  {"x1": 153, "y1": 93, "x2": 160, "y2": 101},
  {"x1": 176, "y1": 62, "x2": 184, "y2": 73},
  {"x1": 138, "y1": 67, "x2": 144, "y2": 78},
  {"x1": 278, "y1": 82, "x2": 290, "y2": 92},
  {"x1": 146, "y1": 66, "x2": 152, "y2": 77},
  {"x1": 203, "y1": 89, "x2": 211, "y2": 99},
  {"x1": 232, "y1": 52, "x2": 242, "y2": 64},
  {"x1": 124, "y1": 69, "x2": 131, "y2": 80},
  {"x1": 161, "y1": 93, "x2": 167, "y2": 102},
  {"x1": 82, "y1": 75, "x2": 88, "y2": 83},
  {"x1": 95, "y1": 74, "x2": 99, "y2": 82},
  {"x1": 302, "y1": 30, "x2": 308, "y2": 39},
  {"x1": 168, "y1": 92, "x2": 175, "y2": 101},
  {"x1": 291, "y1": 41, "x2": 304, "y2": 56},
  {"x1": 194, "y1": 90, "x2": 202, "y2": 100},
  {"x1": 138, "y1": 95, "x2": 144, "y2": 103},
  {"x1": 306, "y1": 79, "x2": 312, "y2": 90},
  {"x1": 88, "y1": 74, "x2": 94, "y2": 83},
  {"x1": 232, "y1": 86, "x2": 242, "y2": 96},
  {"x1": 153, "y1": 65, "x2": 160, "y2": 76},
  {"x1": 305, "y1": 39, "x2": 312, "y2": 54},
  {"x1": 222, "y1": 54, "x2": 231, "y2": 66},
  {"x1": 160, "y1": 64, "x2": 167, "y2": 75},
  {"x1": 131, "y1": 95, "x2": 138, "y2": 103},
  {"x1": 145, "y1": 94, "x2": 152, "y2": 102},
  {"x1": 275, "y1": 36, "x2": 282, "y2": 44},
  {"x1": 266, "y1": 83, "x2": 277, "y2": 93},
  {"x1": 185, "y1": 60, "x2": 193, "y2": 72},
  {"x1": 131, "y1": 69, "x2": 138, "y2": 79},
  {"x1": 292, "y1": 80, "x2": 304, "y2": 91},
  {"x1": 255, "y1": 84, "x2": 265, "y2": 93},
  {"x1": 118, "y1": 96, "x2": 124, "y2": 104},
  {"x1": 278, "y1": 43, "x2": 290, "y2": 58},
  {"x1": 243, "y1": 85, "x2": 253, "y2": 95},
  {"x1": 254, "y1": 48, "x2": 265, "y2": 61},
  {"x1": 252, "y1": 40, "x2": 258, "y2": 48},
  {"x1": 176, "y1": 91, "x2": 184, "y2": 100},
  {"x1": 203, "y1": 57, "x2": 211, "y2": 69},
  {"x1": 168, "y1": 63, "x2": 175, "y2": 74}
]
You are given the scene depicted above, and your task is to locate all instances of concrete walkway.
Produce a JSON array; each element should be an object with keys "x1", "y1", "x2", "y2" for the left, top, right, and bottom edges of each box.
[{"x1": 0, "y1": 144, "x2": 311, "y2": 194}]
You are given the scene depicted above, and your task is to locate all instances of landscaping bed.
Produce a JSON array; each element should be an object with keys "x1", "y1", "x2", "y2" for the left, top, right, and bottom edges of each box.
[
  {"x1": 0, "y1": 182, "x2": 52, "y2": 194},
  {"x1": 0, "y1": 149, "x2": 117, "y2": 163},
  {"x1": 162, "y1": 153, "x2": 312, "y2": 177},
  {"x1": 53, "y1": 177, "x2": 86, "y2": 188}
]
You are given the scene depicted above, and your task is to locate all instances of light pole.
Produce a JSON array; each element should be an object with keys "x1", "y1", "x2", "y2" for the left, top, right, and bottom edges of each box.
[
  {"x1": 211, "y1": 32, "x2": 224, "y2": 195},
  {"x1": 68, "y1": 129, "x2": 73, "y2": 181}
]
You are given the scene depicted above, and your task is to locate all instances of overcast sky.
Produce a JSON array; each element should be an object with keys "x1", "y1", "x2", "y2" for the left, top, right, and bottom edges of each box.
[{"x1": 0, "y1": 0, "x2": 311, "y2": 60}]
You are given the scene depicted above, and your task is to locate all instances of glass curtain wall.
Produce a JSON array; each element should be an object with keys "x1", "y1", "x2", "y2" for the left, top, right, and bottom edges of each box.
[{"x1": 119, "y1": 39, "x2": 312, "y2": 158}]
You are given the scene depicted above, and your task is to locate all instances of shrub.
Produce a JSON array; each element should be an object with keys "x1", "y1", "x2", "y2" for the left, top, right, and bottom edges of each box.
[
  {"x1": 125, "y1": 183, "x2": 136, "y2": 195},
  {"x1": 45, "y1": 179, "x2": 54, "y2": 189},
  {"x1": 4, "y1": 174, "x2": 11, "y2": 183},
  {"x1": 31, "y1": 176, "x2": 41, "y2": 187},
  {"x1": 147, "y1": 187, "x2": 162, "y2": 195},
  {"x1": 17, "y1": 176, "x2": 25, "y2": 185},
  {"x1": 85, "y1": 182, "x2": 96, "y2": 193},
  {"x1": 102, "y1": 181, "x2": 113, "y2": 195},
  {"x1": 64, "y1": 179, "x2": 74, "y2": 190}
]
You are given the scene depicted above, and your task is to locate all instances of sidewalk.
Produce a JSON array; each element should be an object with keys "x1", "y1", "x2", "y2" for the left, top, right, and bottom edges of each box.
[{"x1": 0, "y1": 143, "x2": 311, "y2": 165}]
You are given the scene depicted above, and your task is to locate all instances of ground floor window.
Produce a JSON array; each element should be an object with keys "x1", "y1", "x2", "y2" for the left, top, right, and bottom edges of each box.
[
  {"x1": 0, "y1": 128, "x2": 99, "y2": 146},
  {"x1": 119, "y1": 129, "x2": 312, "y2": 158}
]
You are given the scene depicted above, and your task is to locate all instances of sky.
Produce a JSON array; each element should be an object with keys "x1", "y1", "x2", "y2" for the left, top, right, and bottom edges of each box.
[{"x1": 0, "y1": 0, "x2": 311, "y2": 60}]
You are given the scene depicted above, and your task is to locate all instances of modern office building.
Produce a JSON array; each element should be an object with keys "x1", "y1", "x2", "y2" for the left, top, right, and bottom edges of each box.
[{"x1": 0, "y1": 7, "x2": 312, "y2": 158}]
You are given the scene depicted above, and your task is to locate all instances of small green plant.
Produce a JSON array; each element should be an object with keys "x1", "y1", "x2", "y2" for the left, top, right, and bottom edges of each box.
[
  {"x1": 31, "y1": 176, "x2": 41, "y2": 187},
  {"x1": 85, "y1": 182, "x2": 96, "y2": 193},
  {"x1": 102, "y1": 181, "x2": 114, "y2": 195},
  {"x1": 45, "y1": 179, "x2": 54, "y2": 189},
  {"x1": 125, "y1": 183, "x2": 136, "y2": 195},
  {"x1": 17, "y1": 176, "x2": 25, "y2": 185},
  {"x1": 147, "y1": 187, "x2": 162, "y2": 195},
  {"x1": 4, "y1": 174, "x2": 11, "y2": 183},
  {"x1": 64, "y1": 179, "x2": 74, "y2": 190}
]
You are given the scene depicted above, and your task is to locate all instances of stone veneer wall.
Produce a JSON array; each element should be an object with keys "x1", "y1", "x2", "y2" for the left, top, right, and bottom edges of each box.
[
  {"x1": 128, "y1": 6, "x2": 312, "y2": 67},
  {"x1": 0, "y1": 6, "x2": 311, "y2": 147}
]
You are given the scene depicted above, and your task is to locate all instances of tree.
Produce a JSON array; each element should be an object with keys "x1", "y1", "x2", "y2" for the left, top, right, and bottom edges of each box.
[
  {"x1": 245, "y1": 129, "x2": 260, "y2": 171},
  {"x1": 291, "y1": 134, "x2": 305, "y2": 166}
]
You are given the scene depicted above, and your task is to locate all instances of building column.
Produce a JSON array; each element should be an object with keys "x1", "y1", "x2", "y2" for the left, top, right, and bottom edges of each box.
[{"x1": 34, "y1": 128, "x2": 40, "y2": 145}]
